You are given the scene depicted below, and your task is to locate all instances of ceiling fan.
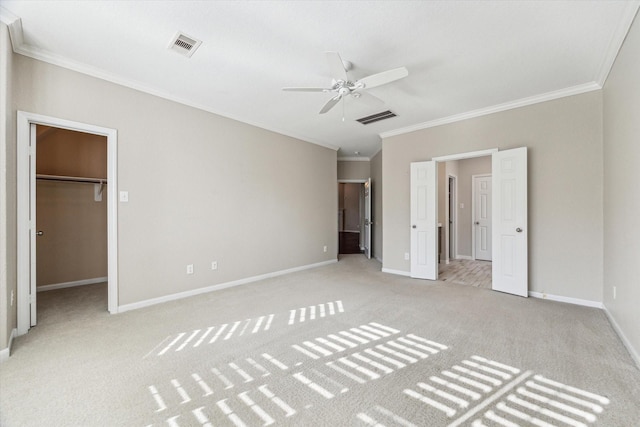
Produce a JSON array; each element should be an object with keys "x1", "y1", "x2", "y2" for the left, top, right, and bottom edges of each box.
[{"x1": 283, "y1": 52, "x2": 409, "y2": 115}]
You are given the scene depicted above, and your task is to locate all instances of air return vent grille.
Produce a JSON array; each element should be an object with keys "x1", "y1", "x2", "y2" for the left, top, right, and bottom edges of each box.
[
  {"x1": 168, "y1": 32, "x2": 202, "y2": 57},
  {"x1": 356, "y1": 110, "x2": 397, "y2": 125}
]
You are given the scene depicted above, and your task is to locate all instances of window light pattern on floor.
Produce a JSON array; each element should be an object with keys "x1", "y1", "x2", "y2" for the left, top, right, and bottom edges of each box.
[
  {"x1": 144, "y1": 321, "x2": 443, "y2": 426},
  {"x1": 146, "y1": 300, "x2": 345, "y2": 357},
  {"x1": 358, "y1": 356, "x2": 610, "y2": 427}
]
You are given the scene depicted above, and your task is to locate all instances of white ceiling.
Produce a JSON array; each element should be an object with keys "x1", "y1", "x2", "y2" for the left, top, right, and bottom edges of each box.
[{"x1": 2, "y1": 1, "x2": 638, "y2": 159}]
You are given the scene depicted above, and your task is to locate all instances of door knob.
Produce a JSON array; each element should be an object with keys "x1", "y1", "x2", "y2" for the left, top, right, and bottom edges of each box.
[
  {"x1": 36, "y1": 231, "x2": 44, "y2": 236},
  {"x1": 412, "y1": 225, "x2": 416, "y2": 229},
  {"x1": 475, "y1": 222, "x2": 480, "y2": 225},
  {"x1": 516, "y1": 228, "x2": 523, "y2": 233}
]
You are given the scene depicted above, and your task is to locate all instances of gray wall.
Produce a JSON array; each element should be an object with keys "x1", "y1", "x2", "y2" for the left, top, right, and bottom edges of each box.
[
  {"x1": 337, "y1": 160, "x2": 370, "y2": 181},
  {"x1": 603, "y1": 13, "x2": 640, "y2": 361},
  {"x1": 9, "y1": 53, "x2": 338, "y2": 311},
  {"x1": 0, "y1": 23, "x2": 18, "y2": 353},
  {"x1": 370, "y1": 151, "x2": 382, "y2": 261},
  {"x1": 382, "y1": 90, "x2": 604, "y2": 302},
  {"x1": 36, "y1": 181, "x2": 108, "y2": 286}
]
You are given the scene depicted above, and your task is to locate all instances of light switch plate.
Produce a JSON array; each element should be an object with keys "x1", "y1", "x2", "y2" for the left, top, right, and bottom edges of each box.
[{"x1": 119, "y1": 191, "x2": 129, "y2": 202}]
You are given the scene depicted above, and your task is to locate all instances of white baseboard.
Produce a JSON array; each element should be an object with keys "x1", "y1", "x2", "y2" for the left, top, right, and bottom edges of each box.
[
  {"x1": 602, "y1": 304, "x2": 640, "y2": 370},
  {"x1": 118, "y1": 259, "x2": 338, "y2": 313},
  {"x1": 37, "y1": 277, "x2": 108, "y2": 292},
  {"x1": 374, "y1": 256, "x2": 383, "y2": 264},
  {"x1": 381, "y1": 268, "x2": 411, "y2": 277},
  {"x1": 528, "y1": 291, "x2": 604, "y2": 309},
  {"x1": 0, "y1": 328, "x2": 17, "y2": 363},
  {"x1": 456, "y1": 255, "x2": 473, "y2": 260}
]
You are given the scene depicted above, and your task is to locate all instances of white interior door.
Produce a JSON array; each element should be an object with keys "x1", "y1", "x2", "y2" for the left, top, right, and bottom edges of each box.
[
  {"x1": 410, "y1": 161, "x2": 437, "y2": 280},
  {"x1": 29, "y1": 123, "x2": 37, "y2": 326},
  {"x1": 492, "y1": 147, "x2": 528, "y2": 297},
  {"x1": 364, "y1": 178, "x2": 372, "y2": 259},
  {"x1": 473, "y1": 175, "x2": 492, "y2": 261}
]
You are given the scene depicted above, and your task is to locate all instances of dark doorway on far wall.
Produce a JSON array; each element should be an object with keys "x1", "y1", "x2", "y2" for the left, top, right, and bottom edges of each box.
[{"x1": 338, "y1": 182, "x2": 364, "y2": 254}]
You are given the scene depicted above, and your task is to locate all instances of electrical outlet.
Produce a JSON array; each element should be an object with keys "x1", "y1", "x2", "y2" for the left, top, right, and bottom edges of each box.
[
  {"x1": 211, "y1": 261, "x2": 218, "y2": 270},
  {"x1": 404, "y1": 252, "x2": 410, "y2": 260},
  {"x1": 10, "y1": 290, "x2": 14, "y2": 306},
  {"x1": 323, "y1": 245, "x2": 327, "y2": 253},
  {"x1": 186, "y1": 264, "x2": 194, "y2": 275},
  {"x1": 119, "y1": 191, "x2": 129, "y2": 202},
  {"x1": 613, "y1": 286, "x2": 616, "y2": 300}
]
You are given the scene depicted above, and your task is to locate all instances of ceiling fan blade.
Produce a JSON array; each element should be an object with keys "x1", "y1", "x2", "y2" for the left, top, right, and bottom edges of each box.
[
  {"x1": 282, "y1": 87, "x2": 331, "y2": 92},
  {"x1": 357, "y1": 67, "x2": 408, "y2": 90},
  {"x1": 319, "y1": 95, "x2": 342, "y2": 114},
  {"x1": 325, "y1": 52, "x2": 349, "y2": 81}
]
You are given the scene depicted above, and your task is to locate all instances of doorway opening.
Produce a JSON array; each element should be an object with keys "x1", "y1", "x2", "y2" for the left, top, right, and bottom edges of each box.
[
  {"x1": 438, "y1": 157, "x2": 492, "y2": 288},
  {"x1": 17, "y1": 112, "x2": 118, "y2": 335},
  {"x1": 337, "y1": 179, "x2": 372, "y2": 258},
  {"x1": 35, "y1": 125, "x2": 109, "y2": 324}
]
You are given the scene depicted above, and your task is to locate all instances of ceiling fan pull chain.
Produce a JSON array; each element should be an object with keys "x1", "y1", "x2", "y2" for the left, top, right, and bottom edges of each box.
[{"x1": 342, "y1": 96, "x2": 345, "y2": 122}]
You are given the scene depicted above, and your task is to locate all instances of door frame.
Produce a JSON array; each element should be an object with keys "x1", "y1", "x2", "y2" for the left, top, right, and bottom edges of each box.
[
  {"x1": 17, "y1": 111, "x2": 119, "y2": 335},
  {"x1": 471, "y1": 173, "x2": 492, "y2": 261}
]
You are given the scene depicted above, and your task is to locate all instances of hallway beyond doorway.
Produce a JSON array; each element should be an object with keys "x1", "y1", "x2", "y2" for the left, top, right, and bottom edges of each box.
[
  {"x1": 439, "y1": 259, "x2": 491, "y2": 289},
  {"x1": 339, "y1": 231, "x2": 362, "y2": 254}
]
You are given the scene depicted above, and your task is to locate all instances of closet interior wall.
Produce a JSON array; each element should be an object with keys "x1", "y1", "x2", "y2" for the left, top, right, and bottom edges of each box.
[{"x1": 36, "y1": 126, "x2": 108, "y2": 289}]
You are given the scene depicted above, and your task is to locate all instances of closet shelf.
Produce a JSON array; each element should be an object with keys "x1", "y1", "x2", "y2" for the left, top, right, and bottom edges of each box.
[{"x1": 36, "y1": 174, "x2": 107, "y2": 184}]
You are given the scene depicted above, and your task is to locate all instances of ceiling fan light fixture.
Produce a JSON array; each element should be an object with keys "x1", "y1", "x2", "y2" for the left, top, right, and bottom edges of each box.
[{"x1": 284, "y1": 52, "x2": 408, "y2": 116}]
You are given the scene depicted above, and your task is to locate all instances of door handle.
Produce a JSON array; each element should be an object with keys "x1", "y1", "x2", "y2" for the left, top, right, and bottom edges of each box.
[
  {"x1": 36, "y1": 231, "x2": 44, "y2": 236},
  {"x1": 516, "y1": 228, "x2": 523, "y2": 233},
  {"x1": 475, "y1": 222, "x2": 480, "y2": 225},
  {"x1": 412, "y1": 225, "x2": 416, "y2": 229}
]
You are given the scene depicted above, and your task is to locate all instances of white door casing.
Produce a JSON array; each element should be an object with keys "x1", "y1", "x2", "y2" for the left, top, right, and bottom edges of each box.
[
  {"x1": 29, "y1": 124, "x2": 37, "y2": 326},
  {"x1": 473, "y1": 174, "x2": 492, "y2": 261},
  {"x1": 410, "y1": 161, "x2": 437, "y2": 280},
  {"x1": 492, "y1": 147, "x2": 528, "y2": 297},
  {"x1": 364, "y1": 178, "x2": 372, "y2": 259}
]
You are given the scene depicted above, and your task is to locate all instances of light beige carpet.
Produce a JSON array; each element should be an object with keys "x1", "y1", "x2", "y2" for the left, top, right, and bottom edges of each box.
[{"x1": 1, "y1": 255, "x2": 639, "y2": 426}]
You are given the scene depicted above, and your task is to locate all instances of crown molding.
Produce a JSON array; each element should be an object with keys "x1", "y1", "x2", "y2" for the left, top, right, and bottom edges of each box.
[
  {"x1": 337, "y1": 156, "x2": 371, "y2": 162},
  {"x1": 380, "y1": 81, "x2": 602, "y2": 139},
  {"x1": 596, "y1": 1, "x2": 640, "y2": 86},
  {"x1": 0, "y1": 6, "x2": 23, "y2": 48}
]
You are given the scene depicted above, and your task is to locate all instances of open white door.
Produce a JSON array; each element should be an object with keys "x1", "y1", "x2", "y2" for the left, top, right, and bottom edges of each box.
[
  {"x1": 364, "y1": 178, "x2": 372, "y2": 259},
  {"x1": 492, "y1": 147, "x2": 528, "y2": 297},
  {"x1": 410, "y1": 161, "x2": 437, "y2": 280}
]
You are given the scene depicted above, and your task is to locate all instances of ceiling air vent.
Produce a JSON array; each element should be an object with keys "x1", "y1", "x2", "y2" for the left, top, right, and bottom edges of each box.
[
  {"x1": 168, "y1": 32, "x2": 202, "y2": 58},
  {"x1": 356, "y1": 110, "x2": 397, "y2": 125}
]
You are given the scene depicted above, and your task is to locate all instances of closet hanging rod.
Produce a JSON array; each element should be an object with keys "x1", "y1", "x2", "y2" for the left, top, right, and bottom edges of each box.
[{"x1": 36, "y1": 174, "x2": 107, "y2": 184}]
